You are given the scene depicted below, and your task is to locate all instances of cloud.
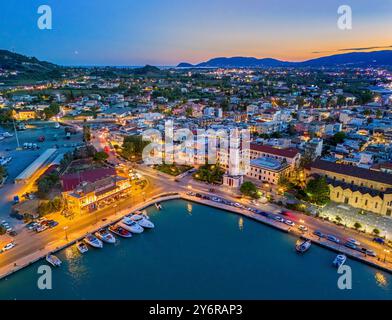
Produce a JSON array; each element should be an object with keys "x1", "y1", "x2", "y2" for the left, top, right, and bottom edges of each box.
[{"x1": 312, "y1": 45, "x2": 392, "y2": 54}]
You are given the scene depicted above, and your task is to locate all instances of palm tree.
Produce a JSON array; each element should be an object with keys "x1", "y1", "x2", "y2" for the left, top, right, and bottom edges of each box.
[
  {"x1": 354, "y1": 222, "x2": 362, "y2": 231},
  {"x1": 372, "y1": 228, "x2": 380, "y2": 236}
]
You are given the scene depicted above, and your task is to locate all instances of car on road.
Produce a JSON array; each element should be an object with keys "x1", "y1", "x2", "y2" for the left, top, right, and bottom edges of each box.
[
  {"x1": 347, "y1": 238, "x2": 361, "y2": 246},
  {"x1": 373, "y1": 237, "x2": 385, "y2": 245},
  {"x1": 298, "y1": 225, "x2": 308, "y2": 232},
  {"x1": 345, "y1": 241, "x2": 357, "y2": 250},
  {"x1": 36, "y1": 225, "x2": 48, "y2": 233},
  {"x1": 284, "y1": 219, "x2": 295, "y2": 226},
  {"x1": 359, "y1": 247, "x2": 377, "y2": 257},
  {"x1": 313, "y1": 230, "x2": 324, "y2": 238},
  {"x1": 326, "y1": 234, "x2": 340, "y2": 243},
  {"x1": 1, "y1": 242, "x2": 15, "y2": 253},
  {"x1": 273, "y1": 215, "x2": 284, "y2": 223},
  {"x1": 47, "y1": 220, "x2": 59, "y2": 228}
]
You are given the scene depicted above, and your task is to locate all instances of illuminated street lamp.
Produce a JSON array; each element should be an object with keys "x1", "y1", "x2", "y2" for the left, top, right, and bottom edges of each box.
[
  {"x1": 63, "y1": 226, "x2": 69, "y2": 241},
  {"x1": 384, "y1": 249, "x2": 390, "y2": 263}
]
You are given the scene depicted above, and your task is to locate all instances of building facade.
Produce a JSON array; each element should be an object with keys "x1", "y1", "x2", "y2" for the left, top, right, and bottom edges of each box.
[{"x1": 308, "y1": 159, "x2": 392, "y2": 216}]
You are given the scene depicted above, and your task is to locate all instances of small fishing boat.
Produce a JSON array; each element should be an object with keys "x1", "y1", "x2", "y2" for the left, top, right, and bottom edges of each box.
[
  {"x1": 129, "y1": 213, "x2": 155, "y2": 229},
  {"x1": 46, "y1": 254, "x2": 62, "y2": 267},
  {"x1": 84, "y1": 234, "x2": 103, "y2": 248},
  {"x1": 155, "y1": 202, "x2": 162, "y2": 210},
  {"x1": 109, "y1": 224, "x2": 132, "y2": 238},
  {"x1": 119, "y1": 218, "x2": 144, "y2": 234},
  {"x1": 76, "y1": 242, "x2": 88, "y2": 254},
  {"x1": 333, "y1": 254, "x2": 347, "y2": 268},
  {"x1": 95, "y1": 228, "x2": 116, "y2": 244},
  {"x1": 295, "y1": 239, "x2": 311, "y2": 253}
]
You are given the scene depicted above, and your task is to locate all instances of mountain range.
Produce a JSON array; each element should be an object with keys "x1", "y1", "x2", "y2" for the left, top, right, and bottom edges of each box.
[{"x1": 177, "y1": 50, "x2": 392, "y2": 68}]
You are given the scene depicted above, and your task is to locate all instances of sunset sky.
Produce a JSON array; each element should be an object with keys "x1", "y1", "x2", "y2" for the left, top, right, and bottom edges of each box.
[{"x1": 0, "y1": 0, "x2": 391, "y2": 66}]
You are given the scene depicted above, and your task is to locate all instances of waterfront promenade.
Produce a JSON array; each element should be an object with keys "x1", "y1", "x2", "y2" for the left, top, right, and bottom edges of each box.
[{"x1": 1, "y1": 165, "x2": 392, "y2": 279}]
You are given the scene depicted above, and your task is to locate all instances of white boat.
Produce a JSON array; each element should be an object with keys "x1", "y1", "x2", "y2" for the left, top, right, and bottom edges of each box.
[
  {"x1": 76, "y1": 242, "x2": 88, "y2": 254},
  {"x1": 54, "y1": 122, "x2": 60, "y2": 129},
  {"x1": 129, "y1": 213, "x2": 155, "y2": 229},
  {"x1": 46, "y1": 254, "x2": 62, "y2": 267},
  {"x1": 119, "y1": 218, "x2": 144, "y2": 233},
  {"x1": 84, "y1": 234, "x2": 103, "y2": 248},
  {"x1": 155, "y1": 202, "x2": 162, "y2": 210},
  {"x1": 95, "y1": 228, "x2": 116, "y2": 244},
  {"x1": 333, "y1": 254, "x2": 347, "y2": 268},
  {"x1": 295, "y1": 239, "x2": 311, "y2": 253}
]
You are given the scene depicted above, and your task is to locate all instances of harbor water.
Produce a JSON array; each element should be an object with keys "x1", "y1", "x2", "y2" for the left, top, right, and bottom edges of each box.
[{"x1": 0, "y1": 199, "x2": 391, "y2": 299}]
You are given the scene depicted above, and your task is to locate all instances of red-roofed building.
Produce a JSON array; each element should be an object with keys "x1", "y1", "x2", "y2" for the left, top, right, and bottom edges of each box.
[
  {"x1": 61, "y1": 167, "x2": 116, "y2": 192},
  {"x1": 250, "y1": 144, "x2": 301, "y2": 168}
]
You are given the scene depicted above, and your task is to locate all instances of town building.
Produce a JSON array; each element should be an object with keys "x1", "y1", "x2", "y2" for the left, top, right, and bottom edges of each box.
[{"x1": 307, "y1": 159, "x2": 392, "y2": 216}]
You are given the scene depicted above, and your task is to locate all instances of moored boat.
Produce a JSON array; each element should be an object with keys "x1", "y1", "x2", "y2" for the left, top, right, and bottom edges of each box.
[
  {"x1": 95, "y1": 228, "x2": 116, "y2": 244},
  {"x1": 84, "y1": 233, "x2": 103, "y2": 248},
  {"x1": 129, "y1": 213, "x2": 155, "y2": 229},
  {"x1": 119, "y1": 217, "x2": 144, "y2": 233},
  {"x1": 333, "y1": 254, "x2": 347, "y2": 268},
  {"x1": 46, "y1": 254, "x2": 62, "y2": 267},
  {"x1": 109, "y1": 224, "x2": 132, "y2": 238},
  {"x1": 77, "y1": 242, "x2": 89, "y2": 254},
  {"x1": 295, "y1": 239, "x2": 311, "y2": 253},
  {"x1": 155, "y1": 202, "x2": 162, "y2": 210}
]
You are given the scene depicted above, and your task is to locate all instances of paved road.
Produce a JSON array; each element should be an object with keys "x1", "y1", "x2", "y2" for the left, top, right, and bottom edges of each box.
[{"x1": 1, "y1": 162, "x2": 392, "y2": 277}]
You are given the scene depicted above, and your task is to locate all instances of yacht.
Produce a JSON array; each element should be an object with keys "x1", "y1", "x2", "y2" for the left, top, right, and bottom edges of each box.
[
  {"x1": 54, "y1": 122, "x2": 60, "y2": 129},
  {"x1": 155, "y1": 202, "x2": 162, "y2": 210},
  {"x1": 333, "y1": 254, "x2": 347, "y2": 268},
  {"x1": 295, "y1": 239, "x2": 311, "y2": 253},
  {"x1": 46, "y1": 254, "x2": 62, "y2": 267},
  {"x1": 76, "y1": 242, "x2": 89, "y2": 254},
  {"x1": 109, "y1": 224, "x2": 132, "y2": 238},
  {"x1": 129, "y1": 213, "x2": 155, "y2": 229},
  {"x1": 119, "y1": 217, "x2": 144, "y2": 233},
  {"x1": 95, "y1": 228, "x2": 116, "y2": 244},
  {"x1": 84, "y1": 234, "x2": 103, "y2": 248}
]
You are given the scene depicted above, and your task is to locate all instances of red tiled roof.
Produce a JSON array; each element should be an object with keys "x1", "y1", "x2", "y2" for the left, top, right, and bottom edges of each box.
[
  {"x1": 311, "y1": 159, "x2": 392, "y2": 185},
  {"x1": 61, "y1": 167, "x2": 116, "y2": 192},
  {"x1": 250, "y1": 144, "x2": 300, "y2": 158}
]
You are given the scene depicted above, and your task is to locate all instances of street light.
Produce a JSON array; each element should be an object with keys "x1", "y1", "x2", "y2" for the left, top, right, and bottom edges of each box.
[
  {"x1": 384, "y1": 249, "x2": 390, "y2": 263},
  {"x1": 63, "y1": 226, "x2": 69, "y2": 241}
]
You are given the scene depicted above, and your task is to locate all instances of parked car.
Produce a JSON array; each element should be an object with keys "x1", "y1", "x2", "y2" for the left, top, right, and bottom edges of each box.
[
  {"x1": 1, "y1": 242, "x2": 15, "y2": 253},
  {"x1": 326, "y1": 234, "x2": 340, "y2": 243},
  {"x1": 373, "y1": 237, "x2": 385, "y2": 245},
  {"x1": 345, "y1": 241, "x2": 357, "y2": 250},
  {"x1": 347, "y1": 238, "x2": 361, "y2": 246},
  {"x1": 313, "y1": 230, "x2": 324, "y2": 238},
  {"x1": 298, "y1": 225, "x2": 308, "y2": 232},
  {"x1": 284, "y1": 219, "x2": 295, "y2": 226}
]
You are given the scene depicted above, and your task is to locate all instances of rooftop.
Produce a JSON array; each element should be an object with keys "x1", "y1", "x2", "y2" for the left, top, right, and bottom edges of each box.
[
  {"x1": 250, "y1": 144, "x2": 299, "y2": 158},
  {"x1": 310, "y1": 159, "x2": 392, "y2": 186}
]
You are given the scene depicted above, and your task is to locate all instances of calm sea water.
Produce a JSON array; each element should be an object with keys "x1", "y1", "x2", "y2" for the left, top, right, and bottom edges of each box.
[{"x1": 1, "y1": 199, "x2": 392, "y2": 300}]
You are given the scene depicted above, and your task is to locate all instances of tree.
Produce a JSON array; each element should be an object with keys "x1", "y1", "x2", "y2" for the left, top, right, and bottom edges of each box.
[
  {"x1": 372, "y1": 228, "x2": 380, "y2": 236},
  {"x1": 304, "y1": 176, "x2": 330, "y2": 205},
  {"x1": 240, "y1": 181, "x2": 260, "y2": 199},
  {"x1": 0, "y1": 225, "x2": 5, "y2": 235},
  {"x1": 376, "y1": 109, "x2": 383, "y2": 118},
  {"x1": 331, "y1": 132, "x2": 346, "y2": 145},
  {"x1": 193, "y1": 163, "x2": 225, "y2": 184},
  {"x1": 122, "y1": 135, "x2": 150, "y2": 160},
  {"x1": 0, "y1": 165, "x2": 7, "y2": 181},
  {"x1": 353, "y1": 222, "x2": 362, "y2": 231},
  {"x1": 83, "y1": 125, "x2": 91, "y2": 143},
  {"x1": 335, "y1": 215, "x2": 342, "y2": 223},
  {"x1": 43, "y1": 103, "x2": 60, "y2": 119},
  {"x1": 93, "y1": 151, "x2": 109, "y2": 162},
  {"x1": 37, "y1": 173, "x2": 60, "y2": 199}
]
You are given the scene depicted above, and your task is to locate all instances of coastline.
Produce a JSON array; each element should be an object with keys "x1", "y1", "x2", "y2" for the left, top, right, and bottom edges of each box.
[{"x1": 1, "y1": 191, "x2": 391, "y2": 281}]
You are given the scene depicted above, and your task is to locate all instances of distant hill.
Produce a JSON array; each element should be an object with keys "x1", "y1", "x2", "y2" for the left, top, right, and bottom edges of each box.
[
  {"x1": 133, "y1": 64, "x2": 162, "y2": 75},
  {"x1": 177, "y1": 50, "x2": 392, "y2": 68},
  {"x1": 0, "y1": 50, "x2": 62, "y2": 82}
]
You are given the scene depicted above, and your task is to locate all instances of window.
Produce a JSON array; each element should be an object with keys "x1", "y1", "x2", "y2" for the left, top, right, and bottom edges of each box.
[
  {"x1": 336, "y1": 192, "x2": 340, "y2": 198},
  {"x1": 375, "y1": 202, "x2": 378, "y2": 209},
  {"x1": 365, "y1": 199, "x2": 368, "y2": 206},
  {"x1": 355, "y1": 197, "x2": 358, "y2": 203}
]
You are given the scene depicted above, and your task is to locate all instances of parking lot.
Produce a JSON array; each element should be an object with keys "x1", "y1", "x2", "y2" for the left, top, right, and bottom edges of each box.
[
  {"x1": 0, "y1": 122, "x2": 83, "y2": 180},
  {"x1": 0, "y1": 121, "x2": 83, "y2": 226}
]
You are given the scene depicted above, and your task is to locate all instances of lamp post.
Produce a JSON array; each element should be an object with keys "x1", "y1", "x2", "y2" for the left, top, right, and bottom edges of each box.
[
  {"x1": 384, "y1": 249, "x2": 390, "y2": 263},
  {"x1": 63, "y1": 226, "x2": 69, "y2": 241}
]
